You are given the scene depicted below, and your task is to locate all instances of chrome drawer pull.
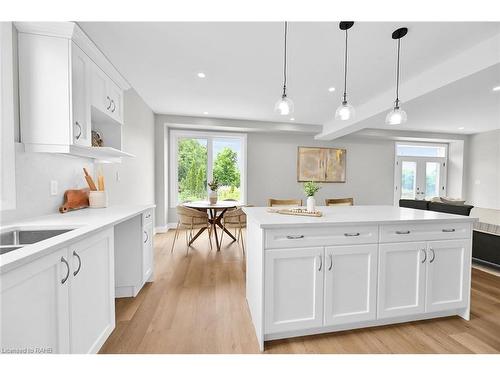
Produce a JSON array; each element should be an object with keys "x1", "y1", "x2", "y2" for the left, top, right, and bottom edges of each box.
[
  {"x1": 61, "y1": 257, "x2": 70, "y2": 284},
  {"x1": 396, "y1": 230, "x2": 410, "y2": 235},
  {"x1": 442, "y1": 228, "x2": 455, "y2": 233},
  {"x1": 429, "y1": 248, "x2": 436, "y2": 263},
  {"x1": 286, "y1": 235, "x2": 304, "y2": 240},
  {"x1": 344, "y1": 232, "x2": 360, "y2": 237}
]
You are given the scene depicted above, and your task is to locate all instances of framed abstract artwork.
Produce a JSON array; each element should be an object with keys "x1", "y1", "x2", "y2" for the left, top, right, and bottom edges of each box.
[{"x1": 297, "y1": 146, "x2": 346, "y2": 182}]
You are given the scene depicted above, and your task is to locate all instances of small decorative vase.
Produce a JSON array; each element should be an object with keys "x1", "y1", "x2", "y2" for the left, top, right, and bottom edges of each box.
[
  {"x1": 209, "y1": 191, "x2": 218, "y2": 205},
  {"x1": 306, "y1": 196, "x2": 316, "y2": 212}
]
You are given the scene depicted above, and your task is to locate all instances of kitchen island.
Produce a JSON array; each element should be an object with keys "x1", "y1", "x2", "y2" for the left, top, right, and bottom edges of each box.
[{"x1": 242, "y1": 205, "x2": 477, "y2": 351}]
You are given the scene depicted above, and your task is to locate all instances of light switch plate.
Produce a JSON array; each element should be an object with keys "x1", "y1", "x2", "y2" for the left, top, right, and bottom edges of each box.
[{"x1": 50, "y1": 180, "x2": 58, "y2": 196}]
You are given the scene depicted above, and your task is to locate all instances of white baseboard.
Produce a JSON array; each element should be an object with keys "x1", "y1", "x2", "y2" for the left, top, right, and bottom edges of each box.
[{"x1": 154, "y1": 223, "x2": 177, "y2": 234}]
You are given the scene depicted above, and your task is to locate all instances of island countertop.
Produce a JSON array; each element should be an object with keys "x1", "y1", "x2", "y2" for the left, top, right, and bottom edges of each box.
[{"x1": 242, "y1": 205, "x2": 477, "y2": 229}]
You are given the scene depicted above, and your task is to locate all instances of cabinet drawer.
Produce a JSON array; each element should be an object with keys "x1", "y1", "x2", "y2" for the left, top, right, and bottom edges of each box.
[
  {"x1": 142, "y1": 209, "x2": 153, "y2": 226},
  {"x1": 265, "y1": 225, "x2": 378, "y2": 249},
  {"x1": 380, "y1": 222, "x2": 471, "y2": 243}
]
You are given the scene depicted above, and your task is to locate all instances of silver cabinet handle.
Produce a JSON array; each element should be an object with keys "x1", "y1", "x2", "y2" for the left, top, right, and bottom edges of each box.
[
  {"x1": 111, "y1": 100, "x2": 116, "y2": 113},
  {"x1": 420, "y1": 249, "x2": 427, "y2": 263},
  {"x1": 429, "y1": 248, "x2": 436, "y2": 263},
  {"x1": 344, "y1": 232, "x2": 360, "y2": 237},
  {"x1": 73, "y1": 251, "x2": 81, "y2": 276},
  {"x1": 61, "y1": 257, "x2": 70, "y2": 284},
  {"x1": 442, "y1": 228, "x2": 455, "y2": 233},
  {"x1": 396, "y1": 230, "x2": 410, "y2": 235},
  {"x1": 144, "y1": 230, "x2": 149, "y2": 244},
  {"x1": 106, "y1": 96, "x2": 112, "y2": 110},
  {"x1": 328, "y1": 254, "x2": 333, "y2": 271},
  {"x1": 74, "y1": 121, "x2": 82, "y2": 140},
  {"x1": 318, "y1": 255, "x2": 322, "y2": 271},
  {"x1": 286, "y1": 235, "x2": 304, "y2": 240}
]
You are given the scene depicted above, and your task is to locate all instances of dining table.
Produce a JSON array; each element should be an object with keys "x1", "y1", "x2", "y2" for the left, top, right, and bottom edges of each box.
[{"x1": 183, "y1": 200, "x2": 239, "y2": 251}]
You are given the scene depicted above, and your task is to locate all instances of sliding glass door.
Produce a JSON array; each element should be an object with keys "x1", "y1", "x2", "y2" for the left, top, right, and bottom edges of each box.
[{"x1": 171, "y1": 130, "x2": 246, "y2": 206}]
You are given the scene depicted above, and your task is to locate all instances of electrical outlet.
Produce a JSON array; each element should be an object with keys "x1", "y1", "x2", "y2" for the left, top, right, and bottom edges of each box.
[{"x1": 50, "y1": 180, "x2": 58, "y2": 196}]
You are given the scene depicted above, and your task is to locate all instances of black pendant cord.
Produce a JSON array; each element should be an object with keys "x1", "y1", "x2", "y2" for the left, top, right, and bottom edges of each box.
[
  {"x1": 282, "y1": 21, "x2": 288, "y2": 98},
  {"x1": 342, "y1": 29, "x2": 348, "y2": 104},
  {"x1": 395, "y1": 37, "x2": 401, "y2": 108}
]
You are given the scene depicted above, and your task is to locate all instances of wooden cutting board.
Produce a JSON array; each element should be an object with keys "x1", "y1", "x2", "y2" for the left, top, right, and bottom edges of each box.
[{"x1": 59, "y1": 188, "x2": 90, "y2": 213}]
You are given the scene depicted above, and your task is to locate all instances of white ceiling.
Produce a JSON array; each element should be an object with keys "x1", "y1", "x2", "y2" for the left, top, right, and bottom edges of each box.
[
  {"x1": 356, "y1": 63, "x2": 500, "y2": 134},
  {"x1": 80, "y1": 21, "x2": 500, "y2": 131}
]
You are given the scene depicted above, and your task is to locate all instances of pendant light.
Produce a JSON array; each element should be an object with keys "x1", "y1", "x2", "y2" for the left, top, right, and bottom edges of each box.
[
  {"x1": 335, "y1": 21, "x2": 355, "y2": 121},
  {"x1": 386, "y1": 27, "x2": 408, "y2": 125},
  {"x1": 275, "y1": 21, "x2": 294, "y2": 115}
]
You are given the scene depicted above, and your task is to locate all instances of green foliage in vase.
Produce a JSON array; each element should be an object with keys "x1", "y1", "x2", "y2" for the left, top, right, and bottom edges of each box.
[{"x1": 304, "y1": 181, "x2": 320, "y2": 197}]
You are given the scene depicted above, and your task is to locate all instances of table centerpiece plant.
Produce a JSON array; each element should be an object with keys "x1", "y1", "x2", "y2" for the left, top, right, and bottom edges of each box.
[
  {"x1": 208, "y1": 180, "x2": 220, "y2": 205},
  {"x1": 304, "y1": 181, "x2": 321, "y2": 212}
]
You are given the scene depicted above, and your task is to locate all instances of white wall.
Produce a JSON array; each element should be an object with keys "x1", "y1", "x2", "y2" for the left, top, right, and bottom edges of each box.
[
  {"x1": 246, "y1": 133, "x2": 395, "y2": 207},
  {"x1": 100, "y1": 88, "x2": 155, "y2": 207},
  {"x1": 465, "y1": 129, "x2": 500, "y2": 210}
]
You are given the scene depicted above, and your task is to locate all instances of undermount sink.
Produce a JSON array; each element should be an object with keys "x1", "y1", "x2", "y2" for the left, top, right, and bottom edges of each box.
[{"x1": 0, "y1": 228, "x2": 76, "y2": 254}]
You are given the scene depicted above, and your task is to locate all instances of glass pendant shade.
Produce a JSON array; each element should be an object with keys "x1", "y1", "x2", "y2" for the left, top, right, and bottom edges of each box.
[
  {"x1": 274, "y1": 95, "x2": 294, "y2": 115},
  {"x1": 335, "y1": 101, "x2": 355, "y2": 121},
  {"x1": 385, "y1": 106, "x2": 407, "y2": 125}
]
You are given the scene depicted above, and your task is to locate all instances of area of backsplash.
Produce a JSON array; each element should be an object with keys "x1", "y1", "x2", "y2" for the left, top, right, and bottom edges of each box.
[{"x1": 0, "y1": 144, "x2": 94, "y2": 224}]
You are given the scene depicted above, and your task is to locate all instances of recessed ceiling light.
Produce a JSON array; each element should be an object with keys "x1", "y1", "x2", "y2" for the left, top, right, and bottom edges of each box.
[
  {"x1": 290, "y1": 118, "x2": 295, "y2": 121},
  {"x1": 203, "y1": 111, "x2": 209, "y2": 115},
  {"x1": 197, "y1": 72, "x2": 206, "y2": 78},
  {"x1": 328, "y1": 87, "x2": 336, "y2": 92},
  {"x1": 493, "y1": 86, "x2": 500, "y2": 92},
  {"x1": 458, "y1": 127, "x2": 465, "y2": 130}
]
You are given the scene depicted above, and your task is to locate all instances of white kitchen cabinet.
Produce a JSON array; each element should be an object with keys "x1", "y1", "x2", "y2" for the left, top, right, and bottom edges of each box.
[
  {"x1": 15, "y1": 22, "x2": 131, "y2": 162},
  {"x1": 68, "y1": 228, "x2": 115, "y2": 353},
  {"x1": 378, "y1": 242, "x2": 427, "y2": 319},
  {"x1": 0, "y1": 247, "x2": 70, "y2": 354},
  {"x1": 90, "y1": 64, "x2": 123, "y2": 124},
  {"x1": 425, "y1": 239, "x2": 469, "y2": 313},
  {"x1": 324, "y1": 244, "x2": 377, "y2": 325},
  {"x1": 71, "y1": 43, "x2": 92, "y2": 146},
  {"x1": 142, "y1": 221, "x2": 154, "y2": 283},
  {"x1": 264, "y1": 247, "x2": 324, "y2": 334}
]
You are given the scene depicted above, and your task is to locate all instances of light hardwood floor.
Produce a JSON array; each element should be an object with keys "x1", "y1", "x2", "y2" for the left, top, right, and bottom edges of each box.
[{"x1": 99, "y1": 229, "x2": 500, "y2": 354}]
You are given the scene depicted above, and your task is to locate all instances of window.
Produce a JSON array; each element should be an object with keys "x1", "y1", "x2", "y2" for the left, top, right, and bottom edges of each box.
[
  {"x1": 170, "y1": 130, "x2": 246, "y2": 206},
  {"x1": 394, "y1": 142, "x2": 448, "y2": 204},
  {"x1": 1, "y1": 22, "x2": 16, "y2": 211}
]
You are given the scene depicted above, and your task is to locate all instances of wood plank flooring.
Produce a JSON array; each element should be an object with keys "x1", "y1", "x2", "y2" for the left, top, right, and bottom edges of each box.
[{"x1": 99, "y1": 229, "x2": 500, "y2": 354}]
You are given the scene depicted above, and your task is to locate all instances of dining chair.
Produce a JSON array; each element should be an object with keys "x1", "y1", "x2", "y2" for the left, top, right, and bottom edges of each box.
[
  {"x1": 220, "y1": 208, "x2": 246, "y2": 254},
  {"x1": 268, "y1": 198, "x2": 302, "y2": 207},
  {"x1": 171, "y1": 205, "x2": 212, "y2": 255},
  {"x1": 325, "y1": 198, "x2": 354, "y2": 206}
]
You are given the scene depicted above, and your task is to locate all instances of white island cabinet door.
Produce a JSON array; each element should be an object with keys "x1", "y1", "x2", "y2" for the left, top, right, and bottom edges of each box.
[
  {"x1": 68, "y1": 229, "x2": 115, "y2": 353},
  {"x1": 378, "y1": 242, "x2": 427, "y2": 319},
  {"x1": 426, "y1": 239, "x2": 470, "y2": 313},
  {"x1": 0, "y1": 247, "x2": 70, "y2": 354},
  {"x1": 324, "y1": 244, "x2": 377, "y2": 326},
  {"x1": 265, "y1": 247, "x2": 324, "y2": 334}
]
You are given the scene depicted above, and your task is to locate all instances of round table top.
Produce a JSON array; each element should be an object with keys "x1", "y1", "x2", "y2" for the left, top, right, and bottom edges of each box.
[{"x1": 183, "y1": 200, "x2": 239, "y2": 209}]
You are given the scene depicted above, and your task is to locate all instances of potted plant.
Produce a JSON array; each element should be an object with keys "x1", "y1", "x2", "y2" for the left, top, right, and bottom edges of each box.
[
  {"x1": 208, "y1": 180, "x2": 220, "y2": 205},
  {"x1": 304, "y1": 181, "x2": 320, "y2": 212}
]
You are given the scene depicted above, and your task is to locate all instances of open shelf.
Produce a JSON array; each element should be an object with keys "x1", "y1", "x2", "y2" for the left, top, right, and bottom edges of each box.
[{"x1": 24, "y1": 144, "x2": 135, "y2": 163}]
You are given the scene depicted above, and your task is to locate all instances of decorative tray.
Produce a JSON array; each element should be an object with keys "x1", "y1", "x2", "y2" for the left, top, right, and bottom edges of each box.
[{"x1": 267, "y1": 208, "x2": 323, "y2": 217}]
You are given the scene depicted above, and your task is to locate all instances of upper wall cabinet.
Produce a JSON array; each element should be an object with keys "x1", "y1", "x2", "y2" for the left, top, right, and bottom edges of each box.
[{"x1": 15, "y1": 22, "x2": 133, "y2": 162}]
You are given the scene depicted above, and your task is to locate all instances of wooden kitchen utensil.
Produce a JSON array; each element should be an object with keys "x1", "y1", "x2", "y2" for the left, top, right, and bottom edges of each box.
[
  {"x1": 83, "y1": 168, "x2": 97, "y2": 191},
  {"x1": 59, "y1": 188, "x2": 90, "y2": 213}
]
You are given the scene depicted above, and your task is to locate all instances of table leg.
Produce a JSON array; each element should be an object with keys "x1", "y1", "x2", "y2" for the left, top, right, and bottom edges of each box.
[{"x1": 188, "y1": 226, "x2": 207, "y2": 246}]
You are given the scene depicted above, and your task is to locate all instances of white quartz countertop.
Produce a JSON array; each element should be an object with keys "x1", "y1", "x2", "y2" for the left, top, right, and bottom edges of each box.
[
  {"x1": 0, "y1": 204, "x2": 155, "y2": 273},
  {"x1": 242, "y1": 205, "x2": 477, "y2": 229}
]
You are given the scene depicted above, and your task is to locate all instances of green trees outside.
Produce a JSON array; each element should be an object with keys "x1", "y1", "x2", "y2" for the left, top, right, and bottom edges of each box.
[{"x1": 177, "y1": 138, "x2": 241, "y2": 202}]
